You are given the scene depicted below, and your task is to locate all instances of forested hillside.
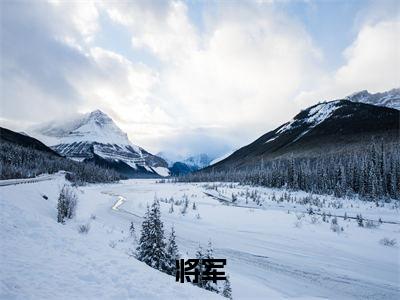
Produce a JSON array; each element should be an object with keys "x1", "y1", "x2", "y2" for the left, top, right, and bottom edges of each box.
[
  {"x1": 182, "y1": 141, "x2": 400, "y2": 200},
  {"x1": 0, "y1": 127, "x2": 122, "y2": 183}
]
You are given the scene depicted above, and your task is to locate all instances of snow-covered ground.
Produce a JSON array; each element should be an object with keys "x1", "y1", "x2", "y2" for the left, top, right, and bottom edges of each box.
[
  {"x1": 1, "y1": 176, "x2": 399, "y2": 299},
  {"x1": 0, "y1": 176, "x2": 220, "y2": 300}
]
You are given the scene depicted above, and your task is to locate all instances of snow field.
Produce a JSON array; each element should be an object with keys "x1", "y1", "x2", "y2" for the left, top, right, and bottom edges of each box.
[
  {"x1": 0, "y1": 177, "x2": 221, "y2": 299},
  {"x1": 1, "y1": 177, "x2": 399, "y2": 299}
]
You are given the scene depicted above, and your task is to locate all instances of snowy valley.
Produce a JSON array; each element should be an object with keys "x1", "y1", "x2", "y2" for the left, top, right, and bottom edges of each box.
[
  {"x1": 1, "y1": 88, "x2": 399, "y2": 299},
  {"x1": 2, "y1": 0, "x2": 400, "y2": 298},
  {"x1": 1, "y1": 175, "x2": 399, "y2": 299}
]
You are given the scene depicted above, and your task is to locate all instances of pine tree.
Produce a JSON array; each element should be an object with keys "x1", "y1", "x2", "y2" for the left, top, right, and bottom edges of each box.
[
  {"x1": 204, "y1": 241, "x2": 219, "y2": 293},
  {"x1": 169, "y1": 202, "x2": 174, "y2": 213},
  {"x1": 181, "y1": 196, "x2": 189, "y2": 215},
  {"x1": 57, "y1": 185, "x2": 77, "y2": 223},
  {"x1": 356, "y1": 214, "x2": 364, "y2": 227},
  {"x1": 147, "y1": 200, "x2": 168, "y2": 271},
  {"x1": 136, "y1": 206, "x2": 151, "y2": 261},
  {"x1": 129, "y1": 222, "x2": 135, "y2": 237},
  {"x1": 137, "y1": 202, "x2": 168, "y2": 272},
  {"x1": 222, "y1": 275, "x2": 233, "y2": 299},
  {"x1": 194, "y1": 244, "x2": 206, "y2": 288},
  {"x1": 57, "y1": 190, "x2": 66, "y2": 223},
  {"x1": 192, "y1": 202, "x2": 197, "y2": 210},
  {"x1": 165, "y1": 227, "x2": 180, "y2": 275}
]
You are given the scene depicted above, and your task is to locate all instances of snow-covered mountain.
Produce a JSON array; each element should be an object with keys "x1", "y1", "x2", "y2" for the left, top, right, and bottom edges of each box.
[
  {"x1": 29, "y1": 110, "x2": 169, "y2": 177},
  {"x1": 183, "y1": 153, "x2": 214, "y2": 170},
  {"x1": 346, "y1": 88, "x2": 399, "y2": 110},
  {"x1": 159, "y1": 152, "x2": 215, "y2": 176},
  {"x1": 157, "y1": 152, "x2": 214, "y2": 170},
  {"x1": 156, "y1": 151, "x2": 184, "y2": 168},
  {"x1": 207, "y1": 94, "x2": 399, "y2": 171}
]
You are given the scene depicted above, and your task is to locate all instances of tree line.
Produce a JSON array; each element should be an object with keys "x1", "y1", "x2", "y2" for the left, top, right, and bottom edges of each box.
[
  {"x1": 180, "y1": 141, "x2": 400, "y2": 200},
  {"x1": 0, "y1": 140, "x2": 123, "y2": 183}
]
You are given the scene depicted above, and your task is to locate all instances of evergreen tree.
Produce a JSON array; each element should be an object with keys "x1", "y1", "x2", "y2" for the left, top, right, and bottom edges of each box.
[
  {"x1": 137, "y1": 202, "x2": 168, "y2": 272},
  {"x1": 222, "y1": 275, "x2": 233, "y2": 299},
  {"x1": 129, "y1": 222, "x2": 135, "y2": 237},
  {"x1": 165, "y1": 227, "x2": 180, "y2": 275},
  {"x1": 57, "y1": 185, "x2": 77, "y2": 223},
  {"x1": 137, "y1": 206, "x2": 151, "y2": 260},
  {"x1": 356, "y1": 214, "x2": 364, "y2": 227},
  {"x1": 57, "y1": 191, "x2": 67, "y2": 223},
  {"x1": 204, "y1": 241, "x2": 219, "y2": 293},
  {"x1": 194, "y1": 245, "x2": 206, "y2": 288},
  {"x1": 181, "y1": 196, "x2": 189, "y2": 215}
]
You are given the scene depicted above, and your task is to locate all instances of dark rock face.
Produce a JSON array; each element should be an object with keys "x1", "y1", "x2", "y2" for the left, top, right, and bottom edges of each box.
[{"x1": 0, "y1": 127, "x2": 59, "y2": 156}]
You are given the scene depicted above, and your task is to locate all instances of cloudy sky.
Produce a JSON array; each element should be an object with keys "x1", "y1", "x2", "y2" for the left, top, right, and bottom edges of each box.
[{"x1": 1, "y1": 0, "x2": 399, "y2": 158}]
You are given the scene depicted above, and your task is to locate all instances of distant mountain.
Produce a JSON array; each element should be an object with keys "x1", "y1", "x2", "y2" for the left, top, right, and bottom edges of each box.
[
  {"x1": 161, "y1": 153, "x2": 214, "y2": 175},
  {"x1": 156, "y1": 151, "x2": 184, "y2": 167},
  {"x1": 169, "y1": 162, "x2": 194, "y2": 176},
  {"x1": 346, "y1": 88, "x2": 399, "y2": 110},
  {"x1": 29, "y1": 110, "x2": 169, "y2": 178},
  {"x1": 207, "y1": 97, "x2": 399, "y2": 171},
  {"x1": 183, "y1": 153, "x2": 214, "y2": 170}
]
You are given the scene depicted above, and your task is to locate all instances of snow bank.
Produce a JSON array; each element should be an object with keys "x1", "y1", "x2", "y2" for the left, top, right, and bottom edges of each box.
[{"x1": 0, "y1": 177, "x2": 221, "y2": 299}]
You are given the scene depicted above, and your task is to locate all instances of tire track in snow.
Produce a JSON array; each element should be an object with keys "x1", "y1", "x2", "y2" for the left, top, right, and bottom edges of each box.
[{"x1": 215, "y1": 248, "x2": 400, "y2": 300}]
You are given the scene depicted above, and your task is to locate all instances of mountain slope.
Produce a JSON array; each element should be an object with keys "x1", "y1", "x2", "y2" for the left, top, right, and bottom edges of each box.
[
  {"x1": 0, "y1": 127, "x2": 121, "y2": 182},
  {"x1": 346, "y1": 88, "x2": 399, "y2": 110},
  {"x1": 29, "y1": 110, "x2": 169, "y2": 178},
  {"x1": 210, "y1": 151, "x2": 235, "y2": 166},
  {"x1": 0, "y1": 127, "x2": 60, "y2": 156},
  {"x1": 208, "y1": 100, "x2": 399, "y2": 171}
]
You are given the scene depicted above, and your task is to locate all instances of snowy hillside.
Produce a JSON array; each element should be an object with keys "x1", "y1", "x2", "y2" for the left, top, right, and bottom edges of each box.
[
  {"x1": 29, "y1": 110, "x2": 169, "y2": 177},
  {"x1": 346, "y1": 88, "x2": 400, "y2": 110},
  {"x1": 0, "y1": 175, "x2": 220, "y2": 299},
  {"x1": 264, "y1": 100, "x2": 342, "y2": 145}
]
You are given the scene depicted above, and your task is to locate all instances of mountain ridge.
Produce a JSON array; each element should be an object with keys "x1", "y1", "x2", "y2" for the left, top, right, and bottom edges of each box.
[
  {"x1": 345, "y1": 87, "x2": 399, "y2": 110},
  {"x1": 206, "y1": 97, "x2": 399, "y2": 171}
]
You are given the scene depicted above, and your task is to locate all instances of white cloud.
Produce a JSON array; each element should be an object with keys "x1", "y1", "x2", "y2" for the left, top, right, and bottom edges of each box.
[
  {"x1": 295, "y1": 19, "x2": 400, "y2": 106},
  {"x1": 1, "y1": 0, "x2": 398, "y2": 157},
  {"x1": 102, "y1": 1, "x2": 198, "y2": 62},
  {"x1": 160, "y1": 11, "x2": 323, "y2": 127},
  {"x1": 336, "y1": 20, "x2": 400, "y2": 92},
  {"x1": 100, "y1": 2, "x2": 327, "y2": 154},
  {"x1": 49, "y1": 0, "x2": 100, "y2": 43}
]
